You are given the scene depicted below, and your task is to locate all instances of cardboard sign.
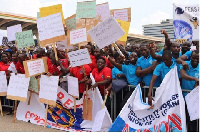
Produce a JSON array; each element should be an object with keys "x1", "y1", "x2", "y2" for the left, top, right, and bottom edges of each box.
[
  {"x1": 67, "y1": 76, "x2": 79, "y2": 98},
  {"x1": 57, "y1": 36, "x2": 73, "y2": 50},
  {"x1": 110, "y1": 8, "x2": 131, "y2": 22},
  {"x1": 0, "y1": 71, "x2": 7, "y2": 96},
  {"x1": 65, "y1": 14, "x2": 76, "y2": 30},
  {"x1": 76, "y1": 16, "x2": 101, "y2": 42},
  {"x1": 67, "y1": 48, "x2": 91, "y2": 67},
  {"x1": 76, "y1": 1, "x2": 96, "y2": 19},
  {"x1": 185, "y1": 86, "x2": 199, "y2": 121},
  {"x1": 37, "y1": 13, "x2": 65, "y2": 47},
  {"x1": 7, "y1": 73, "x2": 30, "y2": 101},
  {"x1": 15, "y1": 30, "x2": 35, "y2": 48},
  {"x1": 39, "y1": 75, "x2": 59, "y2": 106},
  {"x1": 67, "y1": 28, "x2": 87, "y2": 45},
  {"x1": 96, "y1": 3, "x2": 110, "y2": 21},
  {"x1": 116, "y1": 19, "x2": 130, "y2": 45},
  {"x1": 0, "y1": 34, "x2": 3, "y2": 45},
  {"x1": 40, "y1": 4, "x2": 65, "y2": 25},
  {"x1": 88, "y1": 16, "x2": 125, "y2": 49},
  {"x1": 37, "y1": 12, "x2": 40, "y2": 19},
  {"x1": 23, "y1": 57, "x2": 48, "y2": 78},
  {"x1": 7, "y1": 24, "x2": 22, "y2": 41}
]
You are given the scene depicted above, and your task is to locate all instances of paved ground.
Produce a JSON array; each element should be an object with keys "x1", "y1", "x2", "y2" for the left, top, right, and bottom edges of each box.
[{"x1": 0, "y1": 111, "x2": 62, "y2": 132}]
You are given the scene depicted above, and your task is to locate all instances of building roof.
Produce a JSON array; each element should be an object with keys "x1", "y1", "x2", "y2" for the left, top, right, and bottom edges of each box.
[
  {"x1": 0, "y1": 11, "x2": 37, "y2": 31},
  {"x1": 127, "y1": 33, "x2": 165, "y2": 44}
]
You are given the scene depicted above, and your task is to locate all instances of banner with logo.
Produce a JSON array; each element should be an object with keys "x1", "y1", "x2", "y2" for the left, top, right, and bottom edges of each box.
[
  {"x1": 173, "y1": 4, "x2": 199, "y2": 44},
  {"x1": 109, "y1": 66, "x2": 186, "y2": 132}
]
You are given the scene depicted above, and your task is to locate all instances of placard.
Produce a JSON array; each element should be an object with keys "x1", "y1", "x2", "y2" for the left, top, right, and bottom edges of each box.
[
  {"x1": 0, "y1": 34, "x2": 3, "y2": 45},
  {"x1": 67, "y1": 48, "x2": 92, "y2": 67},
  {"x1": 7, "y1": 73, "x2": 30, "y2": 101},
  {"x1": 67, "y1": 28, "x2": 87, "y2": 45},
  {"x1": 40, "y1": 4, "x2": 65, "y2": 25},
  {"x1": 76, "y1": 1, "x2": 96, "y2": 19},
  {"x1": 110, "y1": 8, "x2": 131, "y2": 22},
  {"x1": 76, "y1": 16, "x2": 101, "y2": 42},
  {"x1": 37, "y1": 13, "x2": 65, "y2": 47},
  {"x1": 39, "y1": 75, "x2": 59, "y2": 106},
  {"x1": 7, "y1": 24, "x2": 22, "y2": 41},
  {"x1": 23, "y1": 57, "x2": 48, "y2": 78},
  {"x1": 0, "y1": 71, "x2": 7, "y2": 96},
  {"x1": 67, "y1": 76, "x2": 79, "y2": 98},
  {"x1": 15, "y1": 30, "x2": 35, "y2": 48},
  {"x1": 37, "y1": 12, "x2": 40, "y2": 19},
  {"x1": 88, "y1": 16, "x2": 125, "y2": 49},
  {"x1": 96, "y1": 3, "x2": 110, "y2": 21},
  {"x1": 57, "y1": 36, "x2": 73, "y2": 50},
  {"x1": 65, "y1": 14, "x2": 76, "y2": 30},
  {"x1": 116, "y1": 19, "x2": 130, "y2": 45},
  {"x1": 185, "y1": 86, "x2": 199, "y2": 121}
]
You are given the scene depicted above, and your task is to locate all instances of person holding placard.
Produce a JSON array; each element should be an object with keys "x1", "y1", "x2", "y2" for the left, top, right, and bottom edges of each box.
[
  {"x1": 15, "y1": 53, "x2": 26, "y2": 74},
  {"x1": 0, "y1": 52, "x2": 11, "y2": 75},
  {"x1": 70, "y1": 64, "x2": 91, "y2": 98},
  {"x1": 85, "y1": 44, "x2": 95, "y2": 70}
]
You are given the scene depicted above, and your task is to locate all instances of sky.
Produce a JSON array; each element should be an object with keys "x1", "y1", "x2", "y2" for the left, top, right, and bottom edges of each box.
[{"x1": 0, "y1": 0, "x2": 198, "y2": 36}]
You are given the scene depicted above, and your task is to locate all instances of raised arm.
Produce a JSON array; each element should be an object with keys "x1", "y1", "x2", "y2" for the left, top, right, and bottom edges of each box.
[
  {"x1": 136, "y1": 61, "x2": 159, "y2": 77},
  {"x1": 107, "y1": 56, "x2": 122, "y2": 71}
]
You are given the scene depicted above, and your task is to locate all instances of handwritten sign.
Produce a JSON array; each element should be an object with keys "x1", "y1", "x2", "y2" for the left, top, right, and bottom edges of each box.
[
  {"x1": 28, "y1": 77, "x2": 39, "y2": 94},
  {"x1": 111, "y1": 8, "x2": 131, "y2": 22},
  {"x1": 67, "y1": 28, "x2": 87, "y2": 45},
  {"x1": 23, "y1": 57, "x2": 48, "y2": 78},
  {"x1": 15, "y1": 30, "x2": 35, "y2": 48},
  {"x1": 37, "y1": 13, "x2": 65, "y2": 47},
  {"x1": 185, "y1": 86, "x2": 199, "y2": 121},
  {"x1": 65, "y1": 14, "x2": 76, "y2": 30},
  {"x1": 67, "y1": 48, "x2": 91, "y2": 67},
  {"x1": 7, "y1": 24, "x2": 22, "y2": 41},
  {"x1": 0, "y1": 71, "x2": 7, "y2": 96},
  {"x1": 76, "y1": 1, "x2": 96, "y2": 19},
  {"x1": 67, "y1": 76, "x2": 79, "y2": 98},
  {"x1": 37, "y1": 12, "x2": 40, "y2": 19},
  {"x1": 40, "y1": 4, "x2": 65, "y2": 24},
  {"x1": 116, "y1": 19, "x2": 130, "y2": 45},
  {"x1": 39, "y1": 75, "x2": 59, "y2": 106},
  {"x1": 96, "y1": 3, "x2": 110, "y2": 21},
  {"x1": 7, "y1": 73, "x2": 30, "y2": 101},
  {"x1": 88, "y1": 16, "x2": 125, "y2": 49}
]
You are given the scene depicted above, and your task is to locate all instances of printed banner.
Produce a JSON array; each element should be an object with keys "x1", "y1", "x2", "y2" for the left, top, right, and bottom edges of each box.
[
  {"x1": 109, "y1": 66, "x2": 186, "y2": 132},
  {"x1": 173, "y1": 4, "x2": 199, "y2": 44}
]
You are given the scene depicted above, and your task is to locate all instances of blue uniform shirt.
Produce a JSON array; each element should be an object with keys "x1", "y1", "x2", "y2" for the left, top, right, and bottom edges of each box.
[
  {"x1": 137, "y1": 55, "x2": 160, "y2": 87},
  {"x1": 112, "y1": 66, "x2": 124, "y2": 79},
  {"x1": 184, "y1": 51, "x2": 192, "y2": 61},
  {"x1": 180, "y1": 61, "x2": 199, "y2": 97},
  {"x1": 122, "y1": 63, "x2": 141, "y2": 86},
  {"x1": 153, "y1": 61, "x2": 178, "y2": 81}
]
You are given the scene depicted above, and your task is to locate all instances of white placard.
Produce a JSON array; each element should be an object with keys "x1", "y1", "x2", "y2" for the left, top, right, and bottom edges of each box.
[
  {"x1": 0, "y1": 71, "x2": 7, "y2": 94},
  {"x1": 7, "y1": 73, "x2": 30, "y2": 100},
  {"x1": 8, "y1": 62, "x2": 17, "y2": 73},
  {"x1": 114, "y1": 9, "x2": 128, "y2": 22},
  {"x1": 67, "y1": 48, "x2": 92, "y2": 67},
  {"x1": 39, "y1": 75, "x2": 59, "y2": 102},
  {"x1": 0, "y1": 34, "x2": 3, "y2": 45},
  {"x1": 185, "y1": 86, "x2": 199, "y2": 121},
  {"x1": 96, "y1": 3, "x2": 110, "y2": 21},
  {"x1": 70, "y1": 28, "x2": 87, "y2": 45},
  {"x1": 67, "y1": 76, "x2": 79, "y2": 98},
  {"x1": 57, "y1": 36, "x2": 73, "y2": 50},
  {"x1": 7, "y1": 24, "x2": 22, "y2": 41},
  {"x1": 92, "y1": 108, "x2": 106, "y2": 131},
  {"x1": 37, "y1": 13, "x2": 65, "y2": 41},
  {"x1": 27, "y1": 59, "x2": 45, "y2": 77},
  {"x1": 88, "y1": 16, "x2": 125, "y2": 49}
]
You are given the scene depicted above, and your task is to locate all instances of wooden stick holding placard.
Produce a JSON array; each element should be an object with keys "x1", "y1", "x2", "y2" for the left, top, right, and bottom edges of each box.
[
  {"x1": 27, "y1": 56, "x2": 33, "y2": 105},
  {"x1": 44, "y1": 104, "x2": 48, "y2": 128},
  {"x1": 102, "y1": 92, "x2": 108, "y2": 109},
  {"x1": 26, "y1": 48, "x2": 29, "y2": 58},
  {"x1": 53, "y1": 43, "x2": 58, "y2": 61},
  {"x1": 13, "y1": 100, "x2": 18, "y2": 123},
  {"x1": 0, "y1": 98, "x2": 3, "y2": 116}
]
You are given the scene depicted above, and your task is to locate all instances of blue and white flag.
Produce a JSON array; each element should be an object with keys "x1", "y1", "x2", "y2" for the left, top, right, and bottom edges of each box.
[{"x1": 109, "y1": 66, "x2": 186, "y2": 132}]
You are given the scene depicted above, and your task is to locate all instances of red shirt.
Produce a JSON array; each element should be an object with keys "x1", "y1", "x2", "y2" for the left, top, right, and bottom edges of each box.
[
  {"x1": 47, "y1": 58, "x2": 69, "y2": 75},
  {"x1": 70, "y1": 65, "x2": 91, "y2": 93},
  {"x1": 0, "y1": 61, "x2": 11, "y2": 74},
  {"x1": 88, "y1": 54, "x2": 96, "y2": 70},
  {"x1": 15, "y1": 62, "x2": 25, "y2": 74},
  {"x1": 91, "y1": 56, "x2": 113, "y2": 69},
  {"x1": 92, "y1": 67, "x2": 112, "y2": 95}
]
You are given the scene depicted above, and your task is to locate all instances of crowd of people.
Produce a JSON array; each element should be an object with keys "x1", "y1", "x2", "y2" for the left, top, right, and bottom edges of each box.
[{"x1": 0, "y1": 30, "x2": 199, "y2": 131}]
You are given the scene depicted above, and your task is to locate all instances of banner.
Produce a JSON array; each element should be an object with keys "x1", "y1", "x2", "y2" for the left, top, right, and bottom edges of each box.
[
  {"x1": 109, "y1": 66, "x2": 186, "y2": 132},
  {"x1": 173, "y1": 4, "x2": 199, "y2": 44}
]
